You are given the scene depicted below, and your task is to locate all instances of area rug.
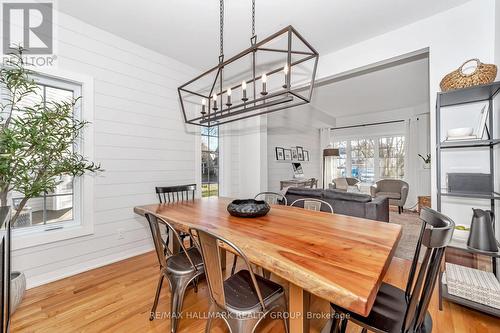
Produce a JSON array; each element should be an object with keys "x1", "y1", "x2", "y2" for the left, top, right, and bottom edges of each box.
[{"x1": 389, "y1": 209, "x2": 422, "y2": 261}]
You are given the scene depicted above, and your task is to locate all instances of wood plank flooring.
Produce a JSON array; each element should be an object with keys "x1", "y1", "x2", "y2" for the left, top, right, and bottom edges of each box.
[{"x1": 11, "y1": 251, "x2": 500, "y2": 332}]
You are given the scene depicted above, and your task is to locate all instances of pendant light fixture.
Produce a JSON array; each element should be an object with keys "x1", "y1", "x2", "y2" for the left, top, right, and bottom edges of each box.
[{"x1": 178, "y1": 0, "x2": 319, "y2": 127}]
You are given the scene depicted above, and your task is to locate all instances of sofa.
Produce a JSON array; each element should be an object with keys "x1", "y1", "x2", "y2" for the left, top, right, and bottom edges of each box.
[{"x1": 284, "y1": 187, "x2": 389, "y2": 222}]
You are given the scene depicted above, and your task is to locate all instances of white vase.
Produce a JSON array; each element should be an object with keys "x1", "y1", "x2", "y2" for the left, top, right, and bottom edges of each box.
[
  {"x1": 10, "y1": 271, "x2": 26, "y2": 314},
  {"x1": 423, "y1": 163, "x2": 431, "y2": 169}
]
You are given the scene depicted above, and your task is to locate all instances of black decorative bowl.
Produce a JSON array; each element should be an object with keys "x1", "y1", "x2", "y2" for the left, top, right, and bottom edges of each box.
[{"x1": 227, "y1": 199, "x2": 270, "y2": 218}]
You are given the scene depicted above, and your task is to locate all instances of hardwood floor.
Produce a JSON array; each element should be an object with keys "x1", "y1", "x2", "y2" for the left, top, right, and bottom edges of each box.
[{"x1": 11, "y1": 251, "x2": 500, "y2": 333}]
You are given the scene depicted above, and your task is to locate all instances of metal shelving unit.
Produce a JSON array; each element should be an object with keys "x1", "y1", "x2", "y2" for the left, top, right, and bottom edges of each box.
[{"x1": 436, "y1": 81, "x2": 500, "y2": 317}]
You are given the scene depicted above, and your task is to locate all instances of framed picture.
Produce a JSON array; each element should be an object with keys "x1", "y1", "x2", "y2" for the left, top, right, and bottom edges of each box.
[
  {"x1": 275, "y1": 147, "x2": 285, "y2": 160},
  {"x1": 304, "y1": 150, "x2": 309, "y2": 161},
  {"x1": 284, "y1": 149, "x2": 292, "y2": 160},
  {"x1": 291, "y1": 147, "x2": 298, "y2": 160},
  {"x1": 297, "y1": 146, "x2": 304, "y2": 161}
]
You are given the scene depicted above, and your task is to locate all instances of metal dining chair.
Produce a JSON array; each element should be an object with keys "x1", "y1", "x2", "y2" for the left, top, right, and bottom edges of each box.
[
  {"x1": 329, "y1": 207, "x2": 455, "y2": 333},
  {"x1": 190, "y1": 228, "x2": 288, "y2": 333},
  {"x1": 254, "y1": 191, "x2": 288, "y2": 205},
  {"x1": 145, "y1": 213, "x2": 204, "y2": 333},
  {"x1": 290, "y1": 198, "x2": 334, "y2": 214},
  {"x1": 155, "y1": 184, "x2": 197, "y2": 249},
  {"x1": 229, "y1": 192, "x2": 288, "y2": 275}
]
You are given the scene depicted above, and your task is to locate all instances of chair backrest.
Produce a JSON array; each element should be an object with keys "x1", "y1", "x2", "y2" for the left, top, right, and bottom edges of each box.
[
  {"x1": 376, "y1": 179, "x2": 408, "y2": 192},
  {"x1": 401, "y1": 207, "x2": 454, "y2": 332},
  {"x1": 189, "y1": 228, "x2": 266, "y2": 312},
  {"x1": 345, "y1": 177, "x2": 360, "y2": 186},
  {"x1": 291, "y1": 198, "x2": 334, "y2": 214},
  {"x1": 145, "y1": 212, "x2": 198, "y2": 271},
  {"x1": 156, "y1": 184, "x2": 196, "y2": 203},
  {"x1": 254, "y1": 192, "x2": 287, "y2": 205}
]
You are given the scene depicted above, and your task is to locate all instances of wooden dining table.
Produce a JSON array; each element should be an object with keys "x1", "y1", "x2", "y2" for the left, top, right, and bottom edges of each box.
[{"x1": 134, "y1": 197, "x2": 402, "y2": 332}]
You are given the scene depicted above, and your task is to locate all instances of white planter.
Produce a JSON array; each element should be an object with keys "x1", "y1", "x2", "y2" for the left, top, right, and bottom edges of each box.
[
  {"x1": 423, "y1": 163, "x2": 431, "y2": 169},
  {"x1": 453, "y1": 228, "x2": 470, "y2": 242},
  {"x1": 10, "y1": 271, "x2": 26, "y2": 314}
]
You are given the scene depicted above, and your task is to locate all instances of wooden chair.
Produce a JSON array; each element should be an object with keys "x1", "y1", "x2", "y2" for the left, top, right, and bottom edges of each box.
[
  {"x1": 145, "y1": 213, "x2": 204, "y2": 333},
  {"x1": 329, "y1": 207, "x2": 455, "y2": 333},
  {"x1": 291, "y1": 198, "x2": 334, "y2": 214},
  {"x1": 156, "y1": 184, "x2": 196, "y2": 203},
  {"x1": 190, "y1": 227, "x2": 288, "y2": 333},
  {"x1": 155, "y1": 184, "x2": 196, "y2": 248}
]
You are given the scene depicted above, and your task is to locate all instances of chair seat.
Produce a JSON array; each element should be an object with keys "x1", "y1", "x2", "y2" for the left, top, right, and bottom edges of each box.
[
  {"x1": 166, "y1": 247, "x2": 204, "y2": 275},
  {"x1": 224, "y1": 270, "x2": 284, "y2": 314},
  {"x1": 331, "y1": 283, "x2": 432, "y2": 333},
  {"x1": 376, "y1": 191, "x2": 401, "y2": 200}
]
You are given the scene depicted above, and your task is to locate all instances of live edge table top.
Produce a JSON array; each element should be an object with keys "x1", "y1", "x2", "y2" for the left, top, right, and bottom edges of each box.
[{"x1": 134, "y1": 197, "x2": 401, "y2": 317}]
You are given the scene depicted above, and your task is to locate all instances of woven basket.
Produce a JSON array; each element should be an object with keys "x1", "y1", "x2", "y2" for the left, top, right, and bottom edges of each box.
[{"x1": 440, "y1": 59, "x2": 497, "y2": 92}]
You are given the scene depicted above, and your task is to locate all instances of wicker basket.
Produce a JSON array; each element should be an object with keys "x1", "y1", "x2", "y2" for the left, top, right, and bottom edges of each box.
[{"x1": 440, "y1": 59, "x2": 497, "y2": 92}]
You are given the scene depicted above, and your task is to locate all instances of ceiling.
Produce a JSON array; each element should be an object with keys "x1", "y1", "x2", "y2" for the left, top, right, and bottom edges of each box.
[
  {"x1": 57, "y1": 0, "x2": 470, "y2": 69},
  {"x1": 309, "y1": 55, "x2": 430, "y2": 120}
]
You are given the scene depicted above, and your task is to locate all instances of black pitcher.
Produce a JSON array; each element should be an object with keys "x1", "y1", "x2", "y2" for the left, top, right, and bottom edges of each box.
[{"x1": 467, "y1": 208, "x2": 498, "y2": 252}]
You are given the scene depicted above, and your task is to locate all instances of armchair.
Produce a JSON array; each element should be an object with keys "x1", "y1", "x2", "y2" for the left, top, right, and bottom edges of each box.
[
  {"x1": 330, "y1": 177, "x2": 361, "y2": 192},
  {"x1": 370, "y1": 179, "x2": 409, "y2": 214}
]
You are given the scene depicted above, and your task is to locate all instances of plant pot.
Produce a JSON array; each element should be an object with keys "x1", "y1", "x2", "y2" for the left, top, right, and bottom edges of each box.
[
  {"x1": 423, "y1": 163, "x2": 431, "y2": 169},
  {"x1": 10, "y1": 271, "x2": 26, "y2": 313},
  {"x1": 453, "y1": 228, "x2": 470, "y2": 242}
]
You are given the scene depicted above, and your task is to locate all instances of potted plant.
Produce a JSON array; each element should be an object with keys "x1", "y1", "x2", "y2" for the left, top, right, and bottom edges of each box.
[
  {"x1": 454, "y1": 225, "x2": 470, "y2": 242},
  {"x1": 0, "y1": 48, "x2": 101, "y2": 312},
  {"x1": 418, "y1": 153, "x2": 431, "y2": 169}
]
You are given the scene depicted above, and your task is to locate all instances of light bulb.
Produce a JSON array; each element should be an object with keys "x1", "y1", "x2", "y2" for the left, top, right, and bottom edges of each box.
[
  {"x1": 202, "y1": 98, "x2": 206, "y2": 106},
  {"x1": 242, "y1": 80, "x2": 247, "y2": 90},
  {"x1": 262, "y1": 73, "x2": 267, "y2": 83},
  {"x1": 227, "y1": 87, "x2": 232, "y2": 96},
  {"x1": 284, "y1": 64, "x2": 289, "y2": 74}
]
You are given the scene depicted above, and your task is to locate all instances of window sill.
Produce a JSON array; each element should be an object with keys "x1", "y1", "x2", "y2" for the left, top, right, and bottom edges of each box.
[{"x1": 11, "y1": 222, "x2": 94, "y2": 250}]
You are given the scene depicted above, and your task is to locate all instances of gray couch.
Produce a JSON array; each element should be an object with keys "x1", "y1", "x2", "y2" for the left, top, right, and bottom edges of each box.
[{"x1": 284, "y1": 187, "x2": 389, "y2": 222}]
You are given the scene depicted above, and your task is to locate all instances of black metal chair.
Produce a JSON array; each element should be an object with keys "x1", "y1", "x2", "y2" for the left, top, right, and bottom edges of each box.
[
  {"x1": 155, "y1": 184, "x2": 196, "y2": 249},
  {"x1": 145, "y1": 213, "x2": 204, "y2": 333},
  {"x1": 230, "y1": 192, "x2": 288, "y2": 276},
  {"x1": 329, "y1": 207, "x2": 455, "y2": 333},
  {"x1": 190, "y1": 228, "x2": 288, "y2": 333},
  {"x1": 291, "y1": 197, "x2": 334, "y2": 214}
]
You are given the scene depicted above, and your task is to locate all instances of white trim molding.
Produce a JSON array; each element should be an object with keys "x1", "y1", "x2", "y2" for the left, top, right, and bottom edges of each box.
[{"x1": 12, "y1": 68, "x2": 95, "y2": 250}]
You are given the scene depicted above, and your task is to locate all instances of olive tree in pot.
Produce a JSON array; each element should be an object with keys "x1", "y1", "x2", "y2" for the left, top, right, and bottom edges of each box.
[{"x1": 0, "y1": 48, "x2": 101, "y2": 312}]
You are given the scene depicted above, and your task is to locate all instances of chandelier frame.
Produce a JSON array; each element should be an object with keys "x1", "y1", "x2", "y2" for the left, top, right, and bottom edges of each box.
[{"x1": 178, "y1": 25, "x2": 319, "y2": 127}]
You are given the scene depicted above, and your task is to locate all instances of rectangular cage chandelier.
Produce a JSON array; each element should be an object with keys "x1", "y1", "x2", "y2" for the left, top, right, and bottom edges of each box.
[{"x1": 178, "y1": 25, "x2": 319, "y2": 127}]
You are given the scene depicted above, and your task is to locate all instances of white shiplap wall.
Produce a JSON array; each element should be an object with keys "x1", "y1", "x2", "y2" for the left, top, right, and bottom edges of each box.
[
  {"x1": 11, "y1": 12, "x2": 197, "y2": 288},
  {"x1": 267, "y1": 111, "x2": 321, "y2": 192}
]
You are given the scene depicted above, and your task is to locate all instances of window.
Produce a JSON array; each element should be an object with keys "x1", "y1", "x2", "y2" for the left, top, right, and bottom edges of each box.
[
  {"x1": 333, "y1": 141, "x2": 347, "y2": 178},
  {"x1": 350, "y1": 139, "x2": 375, "y2": 184},
  {"x1": 332, "y1": 135, "x2": 405, "y2": 186},
  {"x1": 379, "y1": 136, "x2": 405, "y2": 179},
  {"x1": 201, "y1": 126, "x2": 219, "y2": 197},
  {"x1": 10, "y1": 78, "x2": 81, "y2": 230},
  {"x1": 4, "y1": 69, "x2": 94, "y2": 251}
]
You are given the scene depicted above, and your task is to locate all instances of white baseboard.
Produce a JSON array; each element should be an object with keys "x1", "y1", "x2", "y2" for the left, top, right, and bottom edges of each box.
[{"x1": 25, "y1": 244, "x2": 154, "y2": 289}]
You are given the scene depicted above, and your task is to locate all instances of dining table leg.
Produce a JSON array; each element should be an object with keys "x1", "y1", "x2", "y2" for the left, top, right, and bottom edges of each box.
[{"x1": 289, "y1": 283, "x2": 310, "y2": 333}]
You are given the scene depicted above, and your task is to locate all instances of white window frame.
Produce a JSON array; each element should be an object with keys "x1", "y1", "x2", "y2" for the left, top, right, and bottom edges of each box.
[
  {"x1": 11, "y1": 68, "x2": 94, "y2": 250},
  {"x1": 332, "y1": 133, "x2": 407, "y2": 186}
]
